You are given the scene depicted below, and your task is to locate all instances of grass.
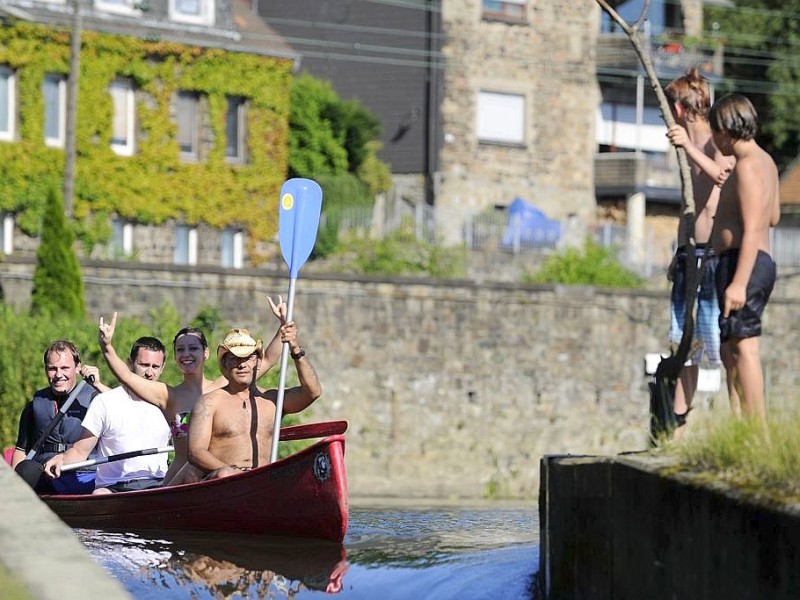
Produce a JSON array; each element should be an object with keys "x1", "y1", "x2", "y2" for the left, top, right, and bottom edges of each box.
[{"x1": 660, "y1": 410, "x2": 800, "y2": 500}]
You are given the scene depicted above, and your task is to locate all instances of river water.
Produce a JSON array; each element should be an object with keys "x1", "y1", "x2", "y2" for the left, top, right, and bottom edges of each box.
[{"x1": 77, "y1": 500, "x2": 540, "y2": 599}]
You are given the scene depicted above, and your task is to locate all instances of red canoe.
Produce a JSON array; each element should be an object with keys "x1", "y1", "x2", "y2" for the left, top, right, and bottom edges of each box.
[{"x1": 41, "y1": 424, "x2": 348, "y2": 543}]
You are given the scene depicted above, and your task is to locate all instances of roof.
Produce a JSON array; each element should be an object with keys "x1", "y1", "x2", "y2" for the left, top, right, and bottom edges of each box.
[
  {"x1": 780, "y1": 157, "x2": 800, "y2": 206},
  {"x1": 0, "y1": 0, "x2": 298, "y2": 61}
]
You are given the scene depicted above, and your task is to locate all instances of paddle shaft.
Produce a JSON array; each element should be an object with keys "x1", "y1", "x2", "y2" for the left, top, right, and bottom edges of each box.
[
  {"x1": 60, "y1": 445, "x2": 174, "y2": 472},
  {"x1": 270, "y1": 276, "x2": 297, "y2": 463}
]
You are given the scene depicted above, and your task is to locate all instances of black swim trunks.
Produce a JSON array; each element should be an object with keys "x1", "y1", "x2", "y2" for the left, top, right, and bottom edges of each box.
[{"x1": 715, "y1": 249, "x2": 776, "y2": 341}]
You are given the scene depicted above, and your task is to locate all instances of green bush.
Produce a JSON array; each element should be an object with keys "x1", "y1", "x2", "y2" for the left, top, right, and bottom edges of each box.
[
  {"x1": 523, "y1": 239, "x2": 644, "y2": 288},
  {"x1": 30, "y1": 186, "x2": 86, "y2": 318},
  {"x1": 332, "y1": 224, "x2": 468, "y2": 278}
]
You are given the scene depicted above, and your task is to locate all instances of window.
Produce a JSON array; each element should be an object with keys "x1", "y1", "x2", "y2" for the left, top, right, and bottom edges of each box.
[
  {"x1": 111, "y1": 218, "x2": 133, "y2": 258},
  {"x1": 170, "y1": 0, "x2": 214, "y2": 25},
  {"x1": 220, "y1": 228, "x2": 243, "y2": 268},
  {"x1": 225, "y1": 96, "x2": 246, "y2": 163},
  {"x1": 110, "y1": 79, "x2": 135, "y2": 156},
  {"x1": 0, "y1": 214, "x2": 13, "y2": 255},
  {"x1": 43, "y1": 74, "x2": 66, "y2": 148},
  {"x1": 176, "y1": 91, "x2": 199, "y2": 160},
  {"x1": 95, "y1": 0, "x2": 140, "y2": 15},
  {"x1": 0, "y1": 66, "x2": 16, "y2": 142},
  {"x1": 174, "y1": 224, "x2": 197, "y2": 265},
  {"x1": 477, "y1": 91, "x2": 525, "y2": 145},
  {"x1": 482, "y1": 0, "x2": 526, "y2": 22}
]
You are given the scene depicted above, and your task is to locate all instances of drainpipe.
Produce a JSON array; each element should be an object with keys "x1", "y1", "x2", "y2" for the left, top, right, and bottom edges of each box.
[{"x1": 63, "y1": 0, "x2": 82, "y2": 218}]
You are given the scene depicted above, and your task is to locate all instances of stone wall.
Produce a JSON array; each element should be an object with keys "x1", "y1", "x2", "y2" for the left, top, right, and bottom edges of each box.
[{"x1": 2, "y1": 257, "x2": 799, "y2": 499}]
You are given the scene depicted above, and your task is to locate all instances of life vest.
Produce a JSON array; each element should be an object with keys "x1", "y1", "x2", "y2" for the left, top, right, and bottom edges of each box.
[{"x1": 29, "y1": 384, "x2": 98, "y2": 464}]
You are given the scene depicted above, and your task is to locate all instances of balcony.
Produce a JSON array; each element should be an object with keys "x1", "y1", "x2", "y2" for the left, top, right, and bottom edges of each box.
[
  {"x1": 594, "y1": 152, "x2": 680, "y2": 202},
  {"x1": 597, "y1": 33, "x2": 724, "y2": 79}
]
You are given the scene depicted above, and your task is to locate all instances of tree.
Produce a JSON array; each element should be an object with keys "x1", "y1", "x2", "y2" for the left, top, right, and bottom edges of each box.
[
  {"x1": 705, "y1": 1, "x2": 800, "y2": 169},
  {"x1": 30, "y1": 186, "x2": 86, "y2": 318}
]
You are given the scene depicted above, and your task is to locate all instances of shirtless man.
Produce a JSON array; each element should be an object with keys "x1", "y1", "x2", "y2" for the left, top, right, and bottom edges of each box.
[
  {"x1": 664, "y1": 68, "x2": 735, "y2": 437},
  {"x1": 708, "y1": 93, "x2": 780, "y2": 422},
  {"x1": 167, "y1": 320, "x2": 321, "y2": 483}
]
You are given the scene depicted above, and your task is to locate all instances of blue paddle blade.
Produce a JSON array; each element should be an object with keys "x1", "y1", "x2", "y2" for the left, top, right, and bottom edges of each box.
[{"x1": 279, "y1": 178, "x2": 323, "y2": 278}]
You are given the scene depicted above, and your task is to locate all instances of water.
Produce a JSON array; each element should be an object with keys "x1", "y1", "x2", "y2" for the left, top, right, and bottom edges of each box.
[{"x1": 77, "y1": 501, "x2": 540, "y2": 599}]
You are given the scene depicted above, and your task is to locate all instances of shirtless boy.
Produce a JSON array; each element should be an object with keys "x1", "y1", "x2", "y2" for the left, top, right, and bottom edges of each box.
[
  {"x1": 708, "y1": 93, "x2": 780, "y2": 422},
  {"x1": 168, "y1": 320, "x2": 321, "y2": 484}
]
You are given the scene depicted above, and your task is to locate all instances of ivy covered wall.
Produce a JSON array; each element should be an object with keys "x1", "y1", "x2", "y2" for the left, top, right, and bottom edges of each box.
[{"x1": 0, "y1": 22, "x2": 293, "y2": 263}]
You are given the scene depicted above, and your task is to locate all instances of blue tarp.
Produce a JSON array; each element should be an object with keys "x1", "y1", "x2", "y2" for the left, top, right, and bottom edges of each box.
[{"x1": 501, "y1": 197, "x2": 562, "y2": 249}]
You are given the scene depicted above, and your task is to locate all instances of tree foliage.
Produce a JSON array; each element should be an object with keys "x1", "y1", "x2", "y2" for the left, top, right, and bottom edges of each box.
[
  {"x1": 705, "y1": 1, "x2": 800, "y2": 169},
  {"x1": 288, "y1": 73, "x2": 385, "y2": 181},
  {"x1": 30, "y1": 187, "x2": 86, "y2": 318}
]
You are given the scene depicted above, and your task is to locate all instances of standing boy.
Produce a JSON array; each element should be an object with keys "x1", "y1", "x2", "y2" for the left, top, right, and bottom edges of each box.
[{"x1": 708, "y1": 93, "x2": 780, "y2": 422}]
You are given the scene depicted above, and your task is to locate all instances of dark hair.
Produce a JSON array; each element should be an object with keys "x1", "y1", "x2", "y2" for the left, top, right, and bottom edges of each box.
[
  {"x1": 129, "y1": 336, "x2": 166, "y2": 362},
  {"x1": 709, "y1": 93, "x2": 758, "y2": 141},
  {"x1": 43, "y1": 340, "x2": 80, "y2": 367},
  {"x1": 665, "y1": 68, "x2": 711, "y2": 119},
  {"x1": 172, "y1": 327, "x2": 208, "y2": 350}
]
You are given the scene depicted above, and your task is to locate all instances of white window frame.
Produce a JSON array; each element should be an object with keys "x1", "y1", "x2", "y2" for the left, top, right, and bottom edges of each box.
[
  {"x1": 95, "y1": 0, "x2": 140, "y2": 15},
  {"x1": 477, "y1": 90, "x2": 525, "y2": 146},
  {"x1": 0, "y1": 66, "x2": 16, "y2": 142},
  {"x1": 174, "y1": 224, "x2": 197, "y2": 266},
  {"x1": 220, "y1": 228, "x2": 243, "y2": 268},
  {"x1": 110, "y1": 79, "x2": 136, "y2": 156},
  {"x1": 1, "y1": 214, "x2": 14, "y2": 255},
  {"x1": 169, "y1": 0, "x2": 215, "y2": 26},
  {"x1": 176, "y1": 91, "x2": 199, "y2": 161},
  {"x1": 225, "y1": 95, "x2": 246, "y2": 164},
  {"x1": 482, "y1": 0, "x2": 526, "y2": 22},
  {"x1": 111, "y1": 218, "x2": 134, "y2": 257},
  {"x1": 43, "y1": 73, "x2": 67, "y2": 149}
]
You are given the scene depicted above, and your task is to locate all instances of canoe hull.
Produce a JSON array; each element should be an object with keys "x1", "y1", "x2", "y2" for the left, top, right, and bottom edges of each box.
[{"x1": 43, "y1": 435, "x2": 348, "y2": 542}]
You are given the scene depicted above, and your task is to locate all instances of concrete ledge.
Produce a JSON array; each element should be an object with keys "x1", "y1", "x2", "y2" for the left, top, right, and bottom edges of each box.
[
  {"x1": 0, "y1": 462, "x2": 130, "y2": 599},
  {"x1": 539, "y1": 453, "x2": 800, "y2": 599}
]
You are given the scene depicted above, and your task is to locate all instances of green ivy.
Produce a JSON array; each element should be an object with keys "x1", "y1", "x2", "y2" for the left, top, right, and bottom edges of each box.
[{"x1": 0, "y1": 22, "x2": 293, "y2": 263}]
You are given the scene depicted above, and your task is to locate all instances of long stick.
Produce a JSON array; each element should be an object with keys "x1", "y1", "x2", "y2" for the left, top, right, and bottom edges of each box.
[{"x1": 60, "y1": 445, "x2": 174, "y2": 472}]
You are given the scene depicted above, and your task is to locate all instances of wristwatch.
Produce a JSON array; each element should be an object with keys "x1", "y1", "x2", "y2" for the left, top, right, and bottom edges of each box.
[{"x1": 290, "y1": 347, "x2": 306, "y2": 360}]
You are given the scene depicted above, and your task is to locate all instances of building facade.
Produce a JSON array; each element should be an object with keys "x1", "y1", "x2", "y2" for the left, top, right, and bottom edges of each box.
[{"x1": 0, "y1": 0, "x2": 296, "y2": 266}]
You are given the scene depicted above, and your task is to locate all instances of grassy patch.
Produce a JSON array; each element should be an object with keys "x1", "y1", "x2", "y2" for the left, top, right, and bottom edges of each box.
[{"x1": 664, "y1": 412, "x2": 800, "y2": 499}]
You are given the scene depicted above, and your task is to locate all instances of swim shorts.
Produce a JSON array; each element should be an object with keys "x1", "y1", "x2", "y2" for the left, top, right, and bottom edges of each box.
[{"x1": 715, "y1": 249, "x2": 776, "y2": 342}]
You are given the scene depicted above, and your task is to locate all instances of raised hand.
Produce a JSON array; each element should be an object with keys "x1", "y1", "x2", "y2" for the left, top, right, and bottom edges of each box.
[
  {"x1": 98, "y1": 311, "x2": 118, "y2": 347},
  {"x1": 267, "y1": 295, "x2": 287, "y2": 324}
]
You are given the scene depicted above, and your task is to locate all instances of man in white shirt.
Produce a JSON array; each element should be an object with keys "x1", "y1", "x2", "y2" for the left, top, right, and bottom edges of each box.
[{"x1": 44, "y1": 337, "x2": 171, "y2": 494}]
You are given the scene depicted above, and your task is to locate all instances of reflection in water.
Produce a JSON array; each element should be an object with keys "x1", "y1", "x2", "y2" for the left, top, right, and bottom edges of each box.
[
  {"x1": 78, "y1": 529, "x2": 348, "y2": 598},
  {"x1": 79, "y1": 503, "x2": 539, "y2": 599}
]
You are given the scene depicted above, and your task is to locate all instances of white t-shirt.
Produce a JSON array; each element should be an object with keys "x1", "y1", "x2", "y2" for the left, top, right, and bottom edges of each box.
[{"x1": 81, "y1": 386, "x2": 170, "y2": 488}]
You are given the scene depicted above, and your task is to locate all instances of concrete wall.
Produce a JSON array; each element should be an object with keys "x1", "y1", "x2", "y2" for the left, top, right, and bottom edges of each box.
[
  {"x1": 539, "y1": 454, "x2": 800, "y2": 599},
  {"x1": 2, "y1": 257, "x2": 800, "y2": 499},
  {"x1": 0, "y1": 461, "x2": 130, "y2": 599}
]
